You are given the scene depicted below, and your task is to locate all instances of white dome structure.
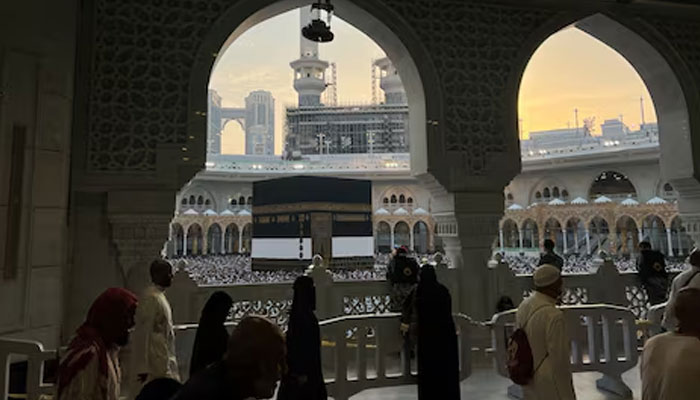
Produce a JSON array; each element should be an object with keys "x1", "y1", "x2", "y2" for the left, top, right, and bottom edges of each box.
[
  {"x1": 220, "y1": 209, "x2": 235, "y2": 216},
  {"x1": 548, "y1": 198, "x2": 566, "y2": 206},
  {"x1": 646, "y1": 196, "x2": 668, "y2": 205},
  {"x1": 507, "y1": 203, "x2": 524, "y2": 211},
  {"x1": 393, "y1": 207, "x2": 409, "y2": 216},
  {"x1": 375, "y1": 208, "x2": 390, "y2": 216},
  {"x1": 621, "y1": 198, "x2": 639, "y2": 206},
  {"x1": 571, "y1": 197, "x2": 588, "y2": 205},
  {"x1": 238, "y1": 209, "x2": 252, "y2": 216},
  {"x1": 203, "y1": 209, "x2": 218, "y2": 216},
  {"x1": 183, "y1": 209, "x2": 198, "y2": 215},
  {"x1": 594, "y1": 196, "x2": 612, "y2": 204},
  {"x1": 412, "y1": 207, "x2": 429, "y2": 215}
]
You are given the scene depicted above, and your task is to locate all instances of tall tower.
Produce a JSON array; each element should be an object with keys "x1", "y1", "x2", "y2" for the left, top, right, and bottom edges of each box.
[
  {"x1": 374, "y1": 57, "x2": 406, "y2": 104},
  {"x1": 207, "y1": 89, "x2": 223, "y2": 154},
  {"x1": 290, "y1": 7, "x2": 329, "y2": 107},
  {"x1": 244, "y1": 90, "x2": 275, "y2": 155}
]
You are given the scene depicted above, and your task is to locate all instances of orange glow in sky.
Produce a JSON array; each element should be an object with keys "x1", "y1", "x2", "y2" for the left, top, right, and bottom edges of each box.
[{"x1": 210, "y1": 11, "x2": 657, "y2": 154}]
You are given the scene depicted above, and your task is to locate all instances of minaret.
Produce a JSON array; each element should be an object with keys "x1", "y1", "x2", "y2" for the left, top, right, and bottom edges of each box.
[
  {"x1": 373, "y1": 57, "x2": 406, "y2": 104},
  {"x1": 290, "y1": 7, "x2": 329, "y2": 107}
]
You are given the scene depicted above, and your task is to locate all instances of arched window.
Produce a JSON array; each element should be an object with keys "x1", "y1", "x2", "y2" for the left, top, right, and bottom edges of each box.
[
  {"x1": 543, "y1": 187, "x2": 551, "y2": 199},
  {"x1": 535, "y1": 191, "x2": 542, "y2": 201},
  {"x1": 562, "y1": 190, "x2": 569, "y2": 200},
  {"x1": 383, "y1": 197, "x2": 389, "y2": 204},
  {"x1": 230, "y1": 198, "x2": 237, "y2": 206},
  {"x1": 552, "y1": 187, "x2": 560, "y2": 198},
  {"x1": 407, "y1": 197, "x2": 413, "y2": 204},
  {"x1": 189, "y1": 195, "x2": 195, "y2": 205},
  {"x1": 390, "y1": 195, "x2": 397, "y2": 204},
  {"x1": 663, "y1": 183, "x2": 673, "y2": 192},
  {"x1": 197, "y1": 195, "x2": 204, "y2": 205},
  {"x1": 247, "y1": 196, "x2": 253, "y2": 205},
  {"x1": 589, "y1": 171, "x2": 637, "y2": 201},
  {"x1": 239, "y1": 196, "x2": 245, "y2": 205},
  {"x1": 399, "y1": 194, "x2": 406, "y2": 204},
  {"x1": 181, "y1": 198, "x2": 187, "y2": 205},
  {"x1": 205, "y1": 199, "x2": 211, "y2": 206}
]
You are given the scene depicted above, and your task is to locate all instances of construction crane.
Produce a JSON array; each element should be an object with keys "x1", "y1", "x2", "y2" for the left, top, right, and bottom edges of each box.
[
  {"x1": 371, "y1": 59, "x2": 378, "y2": 105},
  {"x1": 323, "y1": 62, "x2": 338, "y2": 106}
]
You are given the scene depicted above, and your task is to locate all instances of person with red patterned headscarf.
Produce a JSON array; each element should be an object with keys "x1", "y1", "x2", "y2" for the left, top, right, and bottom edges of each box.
[{"x1": 57, "y1": 288, "x2": 138, "y2": 400}]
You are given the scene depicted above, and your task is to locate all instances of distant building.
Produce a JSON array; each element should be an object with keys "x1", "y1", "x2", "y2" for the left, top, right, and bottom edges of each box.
[
  {"x1": 245, "y1": 90, "x2": 275, "y2": 155},
  {"x1": 207, "y1": 90, "x2": 223, "y2": 155}
]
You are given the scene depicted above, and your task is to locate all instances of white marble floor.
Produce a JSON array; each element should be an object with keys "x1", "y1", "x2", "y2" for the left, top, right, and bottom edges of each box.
[{"x1": 340, "y1": 365, "x2": 641, "y2": 400}]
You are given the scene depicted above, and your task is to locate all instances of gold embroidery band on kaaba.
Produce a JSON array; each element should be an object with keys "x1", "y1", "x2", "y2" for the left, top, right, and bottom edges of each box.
[{"x1": 253, "y1": 202, "x2": 371, "y2": 214}]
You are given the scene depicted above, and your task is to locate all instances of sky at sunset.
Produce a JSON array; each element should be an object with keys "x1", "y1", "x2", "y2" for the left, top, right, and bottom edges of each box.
[{"x1": 209, "y1": 9, "x2": 657, "y2": 154}]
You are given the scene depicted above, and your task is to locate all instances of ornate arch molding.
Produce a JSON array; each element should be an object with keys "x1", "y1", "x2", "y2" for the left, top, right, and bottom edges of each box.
[{"x1": 186, "y1": 0, "x2": 441, "y2": 188}]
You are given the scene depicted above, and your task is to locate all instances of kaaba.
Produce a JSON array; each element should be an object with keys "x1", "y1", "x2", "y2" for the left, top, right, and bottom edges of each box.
[{"x1": 251, "y1": 176, "x2": 373, "y2": 270}]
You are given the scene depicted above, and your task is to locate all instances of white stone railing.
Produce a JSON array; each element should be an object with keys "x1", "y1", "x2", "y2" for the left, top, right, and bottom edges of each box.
[
  {"x1": 488, "y1": 256, "x2": 679, "y2": 320},
  {"x1": 174, "y1": 313, "x2": 473, "y2": 400},
  {"x1": 167, "y1": 258, "x2": 458, "y2": 326},
  {"x1": 0, "y1": 338, "x2": 56, "y2": 400},
  {"x1": 490, "y1": 305, "x2": 638, "y2": 399}
]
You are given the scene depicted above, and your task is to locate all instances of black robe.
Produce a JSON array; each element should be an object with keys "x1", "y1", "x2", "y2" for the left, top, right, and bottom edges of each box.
[
  {"x1": 189, "y1": 291, "x2": 232, "y2": 377},
  {"x1": 415, "y1": 267, "x2": 460, "y2": 400},
  {"x1": 277, "y1": 276, "x2": 327, "y2": 400}
]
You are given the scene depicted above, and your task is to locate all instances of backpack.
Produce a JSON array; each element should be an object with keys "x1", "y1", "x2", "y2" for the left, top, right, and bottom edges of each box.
[{"x1": 506, "y1": 305, "x2": 548, "y2": 385}]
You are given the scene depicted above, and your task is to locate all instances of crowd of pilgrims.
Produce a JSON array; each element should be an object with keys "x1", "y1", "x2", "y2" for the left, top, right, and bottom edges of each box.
[
  {"x1": 52, "y1": 243, "x2": 700, "y2": 400},
  {"x1": 55, "y1": 249, "x2": 462, "y2": 400},
  {"x1": 169, "y1": 253, "x2": 447, "y2": 285},
  {"x1": 502, "y1": 253, "x2": 688, "y2": 275}
]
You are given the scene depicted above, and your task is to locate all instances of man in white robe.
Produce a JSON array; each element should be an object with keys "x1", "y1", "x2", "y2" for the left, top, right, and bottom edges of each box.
[
  {"x1": 642, "y1": 287, "x2": 700, "y2": 400},
  {"x1": 662, "y1": 249, "x2": 700, "y2": 331},
  {"x1": 129, "y1": 259, "x2": 180, "y2": 397},
  {"x1": 516, "y1": 264, "x2": 576, "y2": 400}
]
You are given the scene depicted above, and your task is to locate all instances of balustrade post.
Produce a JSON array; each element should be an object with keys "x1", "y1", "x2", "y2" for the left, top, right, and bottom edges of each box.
[
  {"x1": 183, "y1": 230, "x2": 188, "y2": 256},
  {"x1": 221, "y1": 231, "x2": 226, "y2": 254},
  {"x1": 306, "y1": 255, "x2": 336, "y2": 319},
  {"x1": 499, "y1": 229, "x2": 504, "y2": 253},
  {"x1": 487, "y1": 254, "x2": 524, "y2": 314}
]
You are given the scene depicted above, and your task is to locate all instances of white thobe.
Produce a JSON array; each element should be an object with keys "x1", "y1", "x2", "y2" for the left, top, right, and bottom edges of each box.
[
  {"x1": 130, "y1": 284, "x2": 179, "y2": 392},
  {"x1": 516, "y1": 292, "x2": 576, "y2": 400},
  {"x1": 641, "y1": 332, "x2": 700, "y2": 400},
  {"x1": 661, "y1": 265, "x2": 700, "y2": 331}
]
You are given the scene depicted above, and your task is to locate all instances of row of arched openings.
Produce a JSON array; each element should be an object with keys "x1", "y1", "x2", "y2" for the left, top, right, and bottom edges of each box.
[
  {"x1": 500, "y1": 215, "x2": 692, "y2": 257},
  {"x1": 171, "y1": 223, "x2": 252, "y2": 256},
  {"x1": 230, "y1": 196, "x2": 253, "y2": 206},
  {"x1": 181, "y1": 195, "x2": 212, "y2": 207},
  {"x1": 375, "y1": 221, "x2": 430, "y2": 253},
  {"x1": 382, "y1": 194, "x2": 414, "y2": 206}
]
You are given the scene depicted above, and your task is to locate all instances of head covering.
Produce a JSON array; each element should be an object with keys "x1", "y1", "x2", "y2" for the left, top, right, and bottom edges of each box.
[
  {"x1": 291, "y1": 275, "x2": 316, "y2": 313},
  {"x1": 190, "y1": 291, "x2": 233, "y2": 377},
  {"x1": 419, "y1": 264, "x2": 438, "y2": 285},
  {"x1": 226, "y1": 316, "x2": 286, "y2": 389},
  {"x1": 533, "y1": 264, "x2": 561, "y2": 288},
  {"x1": 135, "y1": 377, "x2": 183, "y2": 400},
  {"x1": 58, "y1": 288, "x2": 137, "y2": 398}
]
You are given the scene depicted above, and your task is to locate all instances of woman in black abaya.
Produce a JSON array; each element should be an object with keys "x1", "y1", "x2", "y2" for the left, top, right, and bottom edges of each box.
[
  {"x1": 415, "y1": 265, "x2": 460, "y2": 400},
  {"x1": 189, "y1": 291, "x2": 233, "y2": 377},
  {"x1": 277, "y1": 276, "x2": 327, "y2": 400}
]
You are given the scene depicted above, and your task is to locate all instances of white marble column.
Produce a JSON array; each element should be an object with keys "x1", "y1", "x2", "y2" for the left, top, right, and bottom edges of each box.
[
  {"x1": 585, "y1": 229, "x2": 591, "y2": 255},
  {"x1": 183, "y1": 230, "x2": 188, "y2": 256},
  {"x1": 574, "y1": 230, "x2": 579, "y2": 252},
  {"x1": 499, "y1": 229, "x2": 504, "y2": 252},
  {"x1": 638, "y1": 230, "x2": 644, "y2": 243},
  {"x1": 666, "y1": 228, "x2": 675, "y2": 256},
  {"x1": 221, "y1": 232, "x2": 226, "y2": 254},
  {"x1": 391, "y1": 227, "x2": 395, "y2": 248},
  {"x1": 239, "y1": 229, "x2": 244, "y2": 252},
  {"x1": 562, "y1": 228, "x2": 568, "y2": 254},
  {"x1": 410, "y1": 229, "x2": 415, "y2": 251},
  {"x1": 518, "y1": 229, "x2": 524, "y2": 252}
]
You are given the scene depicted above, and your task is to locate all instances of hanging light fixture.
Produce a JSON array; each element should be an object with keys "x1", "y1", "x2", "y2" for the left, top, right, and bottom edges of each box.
[{"x1": 302, "y1": 0, "x2": 335, "y2": 43}]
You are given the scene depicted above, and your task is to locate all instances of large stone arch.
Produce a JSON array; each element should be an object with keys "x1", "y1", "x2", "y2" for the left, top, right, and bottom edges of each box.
[
  {"x1": 186, "y1": 0, "x2": 441, "y2": 187},
  {"x1": 512, "y1": 11, "x2": 700, "y2": 241}
]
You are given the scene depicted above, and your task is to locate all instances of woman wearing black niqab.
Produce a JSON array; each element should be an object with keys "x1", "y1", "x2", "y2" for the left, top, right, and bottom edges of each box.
[
  {"x1": 189, "y1": 291, "x2": 233, "y2": 378},
  {"x1": 414, "y1": 265, "x2": 460, "y2": 400},
  {"x1": 277, "y1": 276, "x2": 327, "y2": 400}
]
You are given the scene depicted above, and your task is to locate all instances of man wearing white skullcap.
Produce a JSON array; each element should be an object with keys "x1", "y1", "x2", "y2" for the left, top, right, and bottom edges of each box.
[{"x1": 515, "y1": 265, "x2": 576, "y2": 399}]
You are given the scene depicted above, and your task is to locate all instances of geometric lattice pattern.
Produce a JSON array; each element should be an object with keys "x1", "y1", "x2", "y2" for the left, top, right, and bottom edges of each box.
[
  {"x1": 561, "y1": 287, "x2": 589, "y2": 306},
  {"x1": 230, "y1": 299, "x2": 293, "y2": 329},
  {"x1": 343, "y1": 295, "x2": 392, "y2": 316},
  {"x1": 625, "y1": 285, "x2": 651, "y2": 320}
]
